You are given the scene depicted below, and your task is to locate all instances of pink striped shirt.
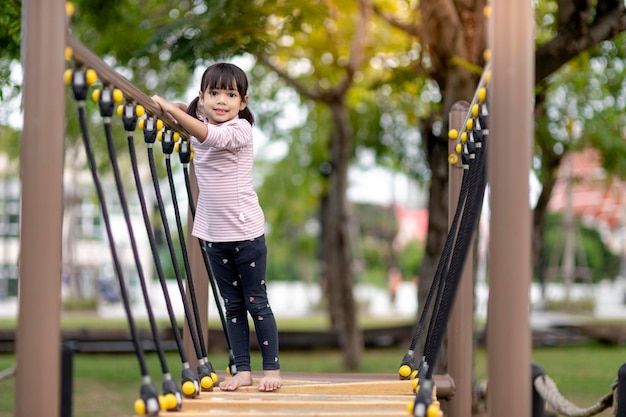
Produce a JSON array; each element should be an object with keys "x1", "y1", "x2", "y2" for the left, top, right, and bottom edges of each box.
[{"x1": 190, "y1": 116, "x2": 265, "y2": 242}]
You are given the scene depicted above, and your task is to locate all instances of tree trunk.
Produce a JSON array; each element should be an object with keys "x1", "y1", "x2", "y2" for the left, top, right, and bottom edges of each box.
[{"x1": 321, "y1": 102, "x2": 363, "y2": 370}]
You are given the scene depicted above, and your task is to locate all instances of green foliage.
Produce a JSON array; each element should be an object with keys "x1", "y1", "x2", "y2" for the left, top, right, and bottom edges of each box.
[
  {"x1": 542, "y1": 213, "x2": 621, "y2": 283},
  {"x1": 398, "y1": 240, "x2": 424, "y2": 281},
  {"x1": 0, "y1": 0, "x2": 20, "y2": 101},
  {"x1": 0, "y1": 126, "x2": 20, "y2": 162}
]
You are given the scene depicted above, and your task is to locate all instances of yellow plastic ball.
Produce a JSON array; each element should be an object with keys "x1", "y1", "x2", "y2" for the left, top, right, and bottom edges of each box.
[
  {"x1": 164, "y1": 393, "x2": 177, "y2": 410},
  {"x1": 448, "y1": 129, "x2": 458, "y2": 140},
  {"x1": 158, "y1": 395, "x2": 167, "y2": 411},
  {"x1": 412, "y1": 377, "x2": 420, "y2": 390},
  {"x1": 138, "y1": 119, "x2": 145, "y2": 129},
  {"x1": 157, "y1": 132, "x2": 163, "y2": 142},
  {"x1": 63, "y1": 69, "x2": 72, "y2": 86},
  {"x1": 156, "y1": 119, "x2": 164, "y2": 131},
  {"x1": 411, "y1": 370, "x2": 418, "y2": 379},
  {"x1": 485, "y1": 70, "x2": 492, "y2": 84},
  {"x1": 173, "y1": 132, "x2": 181, "y2": 142},
  {"x1": 461, "y1": 132, "x2": 467, "y2": 143},
  {"x1": 483, "y1": 4, "x2": 491, "y2": 18},
  {"x1": 92, "y1": 89, "x2": 100, "y2": 103},
  {"x1": 64, "y1": 47, "x2": 73, "y2": 61},
  {"x1": 226, "y1": 366, "x2": 232, "y2": 376},
  {"x1": 113, "y1": 88, "x2": 124, "y2": 103},
  {"x1": 478, "y1": 87, "x2": 487, "y2": 103},
  {"x1": 211, "y1": 372, "x2": 219, "y2": 383},
  {"x1": 455, "y1": 143, "x2": 462, "y2": 154},
  {"x1": 483, "y1": 49, "x2": 491, "y2": 62},
  {"x1": 190, "y1": 150, "x2": 194, "y2": 161},
  {"x1": 182, "y1": 380, "x2": 196, "y2": 396},
  {"x1": 116, "y1": 105, "x2": 124, "y2": 117},
  {"x1": 66, "y1": 2, "x2": 75, "y2": 17},
  {"x1": 85, "y1": 69, "x2": 98, "y2": 86},
  {"x1": 399, "y1": 365, "x2": 411, "y2": 378},
  {"x1": 136, "y1": 105, "x2": 145, "y2": 117},
  {"x1": 427, "y1": 404, "x2": 440, "y2": 417},
  {"x1": 174, "y1": 143, "x2": 180, "y2": 152},
  {"x1": 200, "y1": 376, "x2": 214, "y2": 390},
  {"x1": 134, "y1": 399, "x2": 146, "y2": 415},
  {"x1": 466, "y1": 119, "x2": 473, "y2": 130},
  {"x1": 407, "y1": 401, "x2": 414, "y2": 415},
  {"x1": 472, "y1": 104, "x2": 479, "y2": 118}
]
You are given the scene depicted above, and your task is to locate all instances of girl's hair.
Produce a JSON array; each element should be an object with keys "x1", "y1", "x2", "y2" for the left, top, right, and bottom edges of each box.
[{"x1": 187, "y1": 62, "x2": 255, "y2": 125}]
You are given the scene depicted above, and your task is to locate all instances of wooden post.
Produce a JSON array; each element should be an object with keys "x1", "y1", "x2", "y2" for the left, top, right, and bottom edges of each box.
[
  {"x1": 16, "y1": 1, "x2": 66, "y2": 416},
  {"x1": 447, "y1": 101, "x2": 474, "y2": 417},
  {"x1": 487, "y1": 1, "x2": 534, "y2": 417}
]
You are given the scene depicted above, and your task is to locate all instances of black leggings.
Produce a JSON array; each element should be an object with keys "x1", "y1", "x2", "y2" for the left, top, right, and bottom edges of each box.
[{"x1": 205, "y1": 235, "x2": 280, "y2": 372}]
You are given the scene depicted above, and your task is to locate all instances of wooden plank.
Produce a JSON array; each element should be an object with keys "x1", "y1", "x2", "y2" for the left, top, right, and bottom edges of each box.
[
  {"x1": 184, "y1": 397, "x2": 411, "y2": 412},
  {"x1": 131, "y1": 374, "x2": 436, "y2": 416},
  {"x1": 216, "y1": 379, "x2": 415, "y2": 396},
  {"x1": 169, "y1": 410, "x2": 410, "y2": 416}
]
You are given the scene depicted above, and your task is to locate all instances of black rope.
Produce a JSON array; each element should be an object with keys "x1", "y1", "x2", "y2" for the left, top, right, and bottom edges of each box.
[
  {"x1": 146, "y1": 131, "x2": 216, "y2": 389},
  {"x1": 424, "y1": 120, "x2": 488, "y2": 378},
  {"x1": 398, "y1": 155, "x2": 471, "y2": 378},
  {"x1": 165, "y1": 155, "x2": 208, "y2": 359},
  {"x1": 76, "y1": 103, "x2": 149, "y2": 377},
  {"x1": 69, "y1": 71, "x2": 159, "y2": 415},
  {"x1": 147, "y1": 144, "x2": 203, "y2": 358},
  {"x1": 162, "y1": 140, "x2": 218, "y2": 384},
  {"x1": 122, "y1": 104, "x2": 198, "y2": 399},
  {"x1": 179, "y1": 142, "x2": 236, "y2": 374},
  {"x1": 101, "y1": 108, "x2": 171, "y2": 376}
]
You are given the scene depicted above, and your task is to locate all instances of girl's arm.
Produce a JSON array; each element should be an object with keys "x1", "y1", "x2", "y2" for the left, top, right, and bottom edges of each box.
[{"x1": 151, "y1": 95, "x2": 208, "y2": 141}]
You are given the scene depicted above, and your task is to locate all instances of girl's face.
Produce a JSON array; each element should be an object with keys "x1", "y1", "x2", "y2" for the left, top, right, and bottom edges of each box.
[{"x1": 198, "y1": 81, "x2": 247, "y2": 125}]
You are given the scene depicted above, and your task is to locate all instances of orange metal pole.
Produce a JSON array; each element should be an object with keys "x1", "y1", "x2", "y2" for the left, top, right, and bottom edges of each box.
[
  {"x1": 16, "y1": 1, "x2": 66, "y2": 416},
  {"x1": 447, "y1": 101, "x2": 474, "y2": 417},
  {"x1": 487, "y1": 1, "x2": 534, "y2": 417}
]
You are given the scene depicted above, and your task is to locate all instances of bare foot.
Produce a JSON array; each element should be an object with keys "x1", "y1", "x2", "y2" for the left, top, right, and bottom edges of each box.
[
  {"x1": 219, "y1": 371, "x2": 253, "y2": 391},
  {"x1": 258, "y1": 370, "x2": 282, "y2": 392}
]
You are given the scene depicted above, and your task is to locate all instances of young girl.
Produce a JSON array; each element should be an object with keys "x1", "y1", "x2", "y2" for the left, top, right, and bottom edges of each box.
[{"x1": 152, "y1": 63, "x2": 282, "y2": 392}]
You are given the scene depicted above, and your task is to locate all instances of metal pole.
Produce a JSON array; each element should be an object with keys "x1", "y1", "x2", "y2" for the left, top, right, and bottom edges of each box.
[
  {"x1": 617, "y1": 363, "x2": 626, "y2": 417},
  {"x1": 531, "y1": 363, "x2": 546, "y2": 417},
  {"x1": 448, "y1": 101, "x2": 474, "y2": 417},
  {"x1": 16, "y1": 1, "x2": 66, "y2": 417},
  {"x1": 487, "y1": 1, "x2": 534, "y2": 417}
]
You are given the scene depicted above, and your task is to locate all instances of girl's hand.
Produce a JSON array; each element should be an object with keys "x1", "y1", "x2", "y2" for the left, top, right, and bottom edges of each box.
[
  {"x1": 151, "y1": 95, "x2": 178, "y2": 125},
  {"x1": 151, "y1": 95, "x2": 169, "y2": 112}
]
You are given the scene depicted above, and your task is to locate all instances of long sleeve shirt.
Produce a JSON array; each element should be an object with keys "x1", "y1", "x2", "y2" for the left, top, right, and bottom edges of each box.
[{"x1": 190, "y1": 116, "x2": 265, "y2": 242}]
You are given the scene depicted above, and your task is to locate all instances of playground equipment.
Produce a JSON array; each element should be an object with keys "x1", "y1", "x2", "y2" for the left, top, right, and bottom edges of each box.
[{"x1": 14, "y1": 0, "x2": 626, "y2": 416}]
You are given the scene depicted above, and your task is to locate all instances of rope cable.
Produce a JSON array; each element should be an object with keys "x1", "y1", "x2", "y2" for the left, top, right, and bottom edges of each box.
[
  {"x1": 534, "y1": 374, "x2": 616, "y2": 417},
  {"x1": 0, "y1": 365, "x2": 16, "y2": 381},
  {"x1": 421, "y1": 168, "x2": 470, "y2": 355},
  {"x1": 102, "y1": 117, "x2": 171, "y2": 377},
  {"x1": 76, "y1": 101, "x2": 150, "y2": 378},
  {"x1": 181, "y1": 154, "x2": 237, "y2": 373},
  {"x1": 399, "y1": 167, "x2": 470, "y2": 375},
  {"x1": 425, "y1": 129, "x2": 487, "y2": 378},
  {"x1": 146, "y1": 144, "x2": 203, "y2": 361},
  {"x1": 127, "y1": 129, "x2": 189, "y2": 365},
  {"x1": 164, "y1": 152, "x2": 214, "y2": 373}
]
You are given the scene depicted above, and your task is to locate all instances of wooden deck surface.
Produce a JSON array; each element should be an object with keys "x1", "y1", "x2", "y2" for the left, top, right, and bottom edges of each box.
[{"x1": 139, "y1": 372, "x2": 436, "y2": 416}]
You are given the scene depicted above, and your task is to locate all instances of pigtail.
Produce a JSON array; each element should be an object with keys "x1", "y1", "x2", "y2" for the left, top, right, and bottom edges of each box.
[
  {"x1": 239, "y1": 107, "x2": 255, "y2": 126},
  {"x1": 187, "y1": 97, "x2": 200, "y2": 118}
]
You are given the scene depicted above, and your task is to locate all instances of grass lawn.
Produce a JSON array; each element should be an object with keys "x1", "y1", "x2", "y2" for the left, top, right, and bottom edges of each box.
[{"x1": 0, "y1": 342, "x2": 624, "y2": 417}]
